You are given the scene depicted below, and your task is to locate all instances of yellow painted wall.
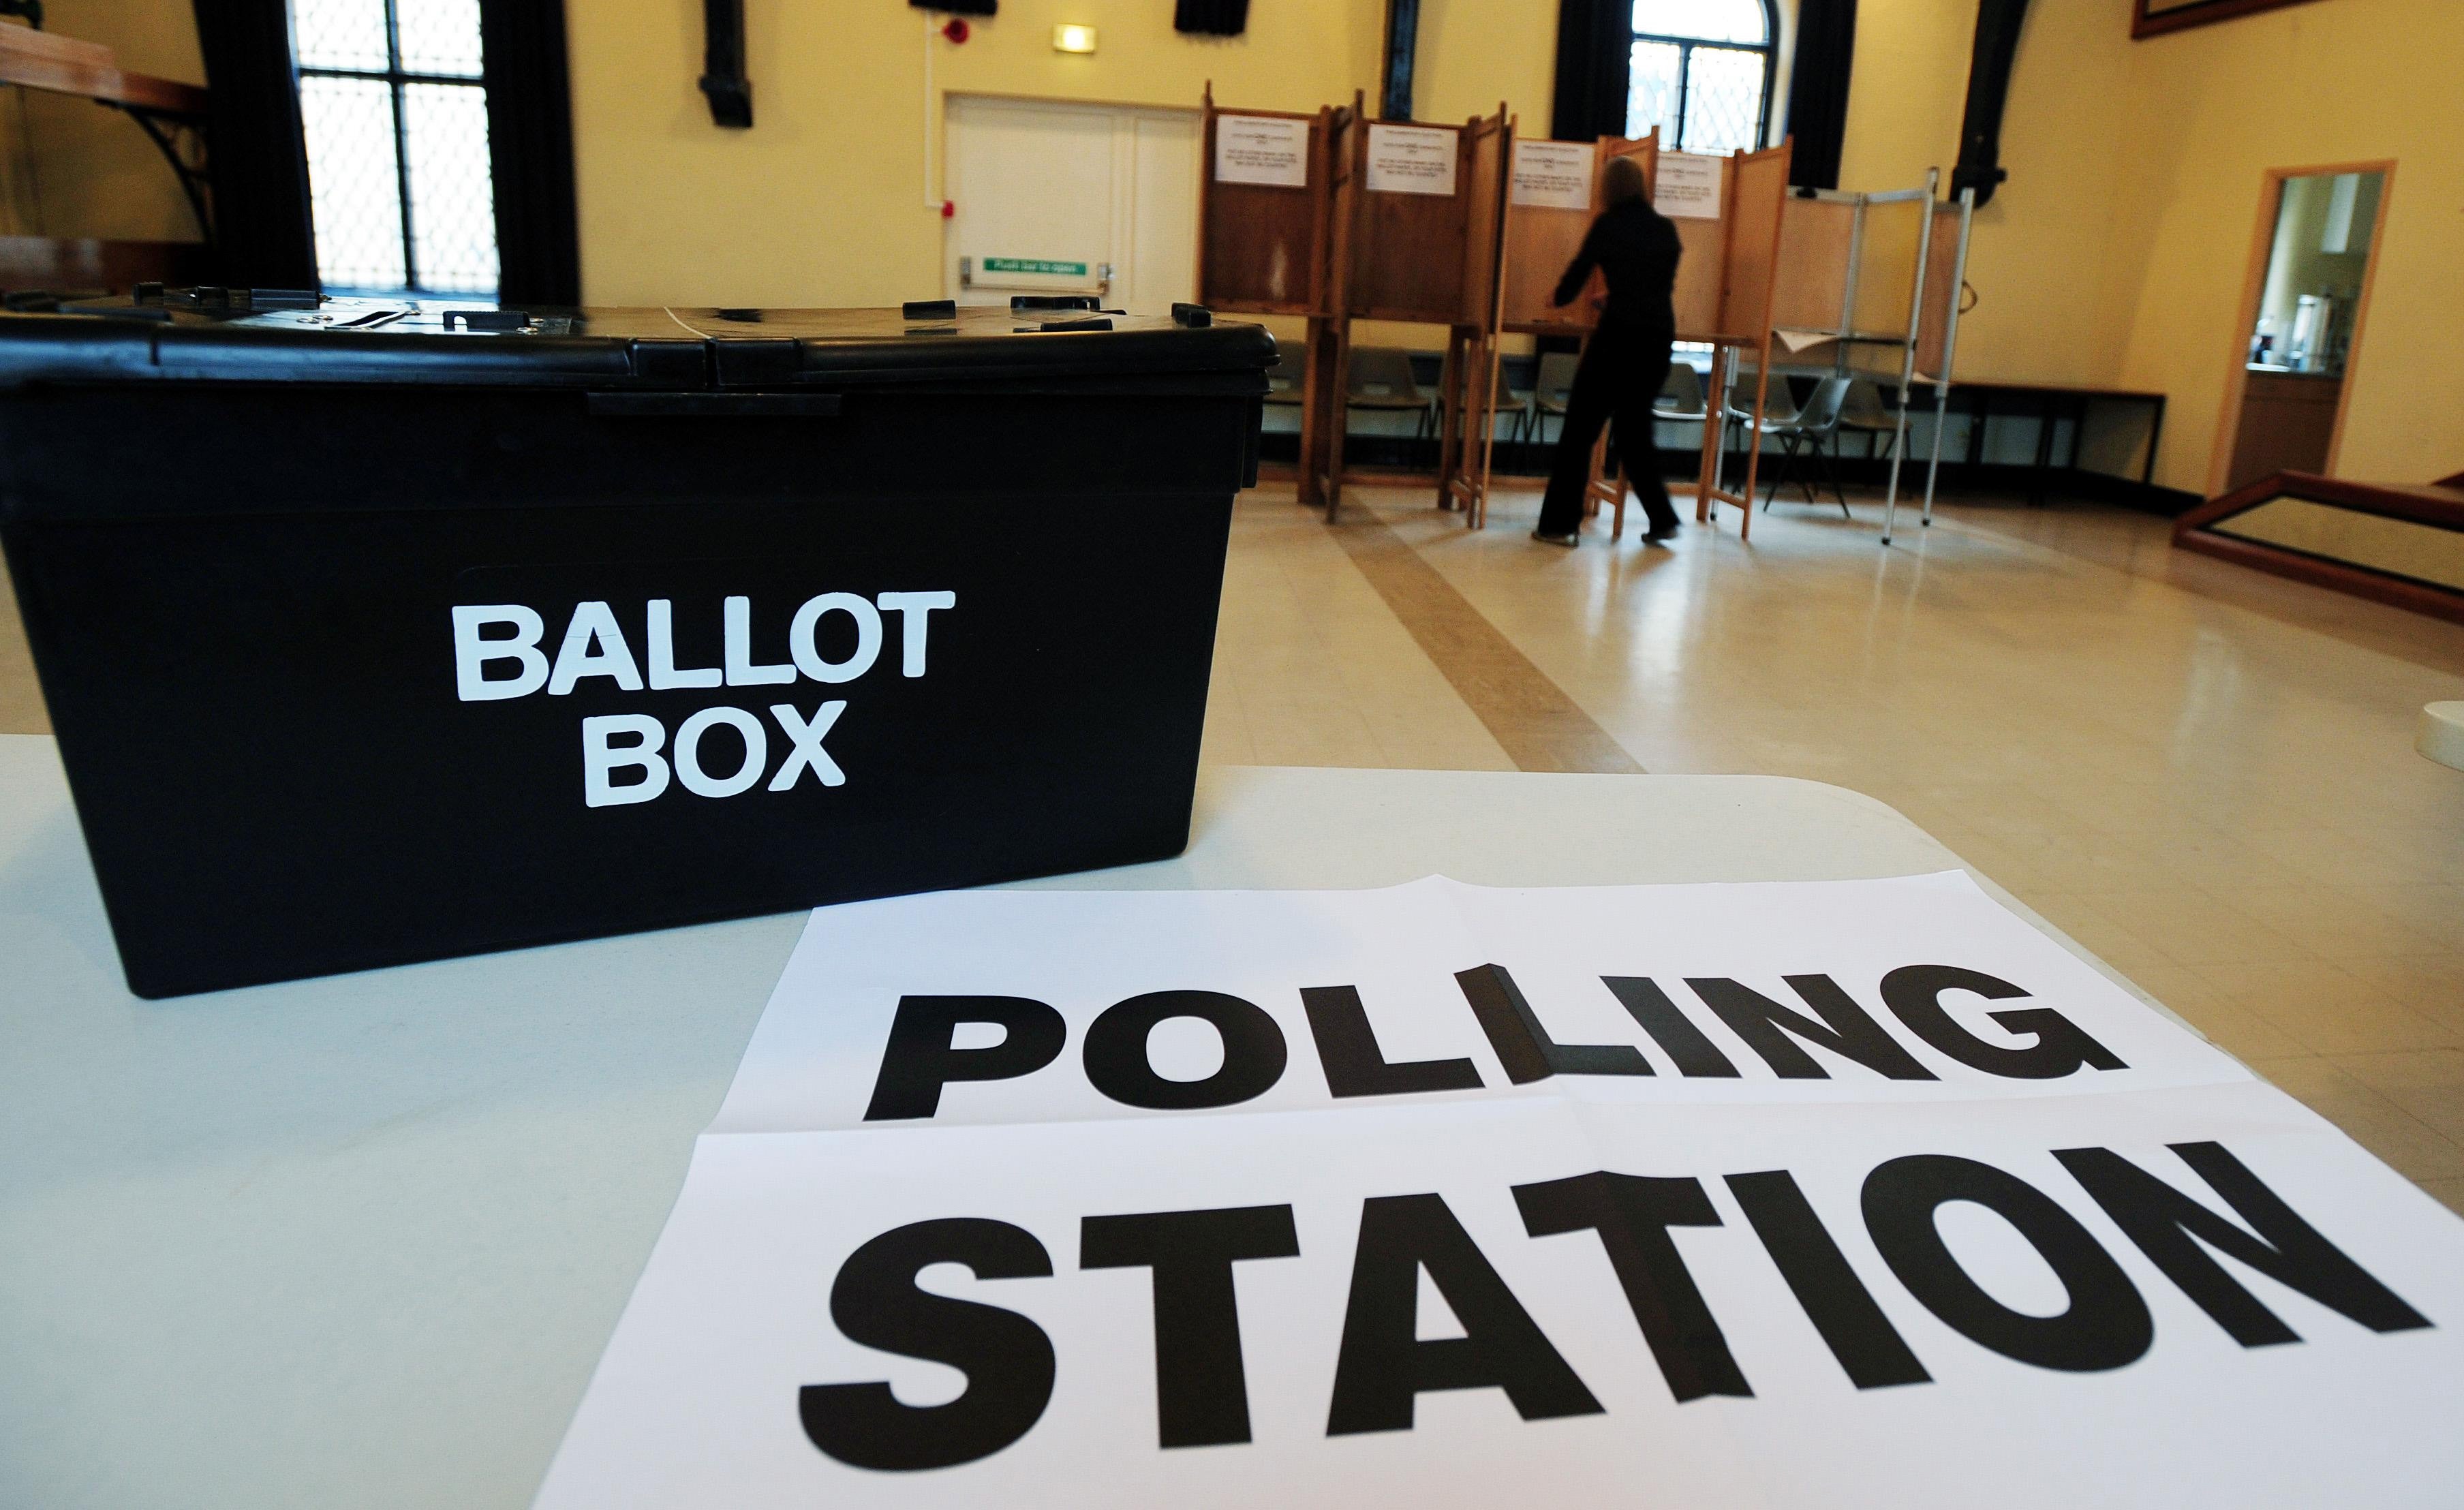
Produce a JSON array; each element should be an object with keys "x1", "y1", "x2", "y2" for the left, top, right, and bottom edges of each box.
[
  {"x1": 1840, "y1": 0, "x2": 2463, "y2": 491},
  {"x1": 14, "y1": 0, "x2": 2449, "y2": 493},
  {"x1": 568, "y1": 0, "x2": 1382, "y2": 307},
  {"x1": 2105, "y1": 0, "x2": 2463, "y2": 491},
  {"x1": 0, "y1": 1, "x2": 204, "y2": 243}
]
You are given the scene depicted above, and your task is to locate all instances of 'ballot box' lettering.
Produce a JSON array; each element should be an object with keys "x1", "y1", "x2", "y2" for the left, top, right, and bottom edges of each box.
[{"x1": 450, "y1": 591, "x2": 955, "y2": 806}]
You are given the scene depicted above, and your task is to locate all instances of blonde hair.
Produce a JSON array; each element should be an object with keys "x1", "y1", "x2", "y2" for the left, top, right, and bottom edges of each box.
[{"x1": 1601, "y1": 155, "x2": 1647, "y2": 206}]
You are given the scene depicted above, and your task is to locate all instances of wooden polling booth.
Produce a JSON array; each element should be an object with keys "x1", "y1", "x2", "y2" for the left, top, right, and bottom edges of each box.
[
  {"x1": 1196, "y1": 89, "x2": 1349, "y2": 510},
  {"x1": 1490, "y1": 133, "x2": 1791, "y2": 540},
  {"x1": 1303, "y1": 96, "x2": 1511, "y2": 522}
]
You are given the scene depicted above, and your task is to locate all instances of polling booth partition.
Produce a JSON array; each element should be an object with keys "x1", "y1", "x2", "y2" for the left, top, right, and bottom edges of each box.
[
  {"x1": 1293, "y1": 95, "x2": 1511, "y2": 521},
  {"x1": 1431, "y1": 109, "x2": 1514, "y2": 529},
  {"x1": 1674, "y1": 138, "x2": 1793, "y2": 542},
  {"x1": 1504, "y1": 134, "x2": 1791, "y2": 542},
  {"x1": 1766, "y1": 174, "x2": 1977, "y2": 543},
  {"x1": 1197, "y1": 89, "x2": 1349, "y2": 512}
]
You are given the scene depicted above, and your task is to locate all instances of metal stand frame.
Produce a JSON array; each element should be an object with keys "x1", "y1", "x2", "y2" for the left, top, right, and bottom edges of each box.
[
  {"x1": 1762, "y1": 173, "x2": 1975, "y2": 546},
  {"x1": 1879, "y1": 183, "x2": 1976, "y2": 543}
]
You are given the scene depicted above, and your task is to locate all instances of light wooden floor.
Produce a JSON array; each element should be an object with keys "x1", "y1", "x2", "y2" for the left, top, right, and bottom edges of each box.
[
  {"x1": 6, "y1": 483, "x2": 2462, "y2": 1209},
  {"x1": 1204, "y1": 480, "x2": 2464, "y2": 1213}
]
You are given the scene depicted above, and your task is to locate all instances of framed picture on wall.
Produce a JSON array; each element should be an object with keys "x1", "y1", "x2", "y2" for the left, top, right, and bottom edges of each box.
[{"x1": 2134, "y1": 0, "x2": 2326, "y2": 38}]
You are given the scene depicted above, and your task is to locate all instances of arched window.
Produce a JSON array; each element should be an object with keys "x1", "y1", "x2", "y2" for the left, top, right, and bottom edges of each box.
[{"x1": 1627, "y1": 0, "x2": 1777, "y2": 154}]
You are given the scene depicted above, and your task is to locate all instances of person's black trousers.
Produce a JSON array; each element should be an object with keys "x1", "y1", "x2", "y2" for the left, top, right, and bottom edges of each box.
[{"x1": 1537, "y1": 324, "x2": 1680, "y2": 538}]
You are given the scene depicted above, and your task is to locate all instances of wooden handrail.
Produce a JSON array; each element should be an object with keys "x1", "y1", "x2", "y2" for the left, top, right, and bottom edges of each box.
[
  {"x1": 0, "y1": 23, "x2": 208, "y2": 115},
  {"x1": 2172, "y1": 468, "x2": 2464, "y2": 627},
  {"x1": 2176, "y1": 469, "x2": 2464, "y2": 537}
]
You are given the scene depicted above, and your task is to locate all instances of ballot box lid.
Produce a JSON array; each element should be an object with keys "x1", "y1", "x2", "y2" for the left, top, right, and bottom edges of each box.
[{"x1": 0, "y1": 289, "x2": 1275, "y2": 392}]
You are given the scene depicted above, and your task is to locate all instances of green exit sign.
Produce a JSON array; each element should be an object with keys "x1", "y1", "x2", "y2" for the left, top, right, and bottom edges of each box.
[{"x1": 983, "y1": 257, "x2": 1088, "y2": 276}]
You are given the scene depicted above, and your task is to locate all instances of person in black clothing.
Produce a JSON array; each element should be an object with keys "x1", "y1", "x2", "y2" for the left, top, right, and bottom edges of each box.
[{"x1": 1532, "y1": 155, "x2": 1683, "y2": 546}]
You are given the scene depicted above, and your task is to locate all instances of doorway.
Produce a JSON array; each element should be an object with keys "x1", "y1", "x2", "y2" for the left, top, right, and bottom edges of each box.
[
  {"x1": 942, "y1": 96, "x2": 1199, "y2": 315},
  {"x1": 2212, "y1": 161, "x2": 2393, "y2": 496}
]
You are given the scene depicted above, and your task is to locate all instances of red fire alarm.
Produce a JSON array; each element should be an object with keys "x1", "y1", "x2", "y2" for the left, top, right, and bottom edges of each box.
[
  {"x1": 941, "y1": 17, "x2": 970, "y2": 42},
  {"x1": 940, "y1": 199, "x2": 955, "y2": 219}
]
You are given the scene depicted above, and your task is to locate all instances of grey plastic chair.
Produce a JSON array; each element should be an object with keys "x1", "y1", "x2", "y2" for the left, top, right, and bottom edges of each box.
[
  {"x1": 1759, "y1": 375, "x2": 1853, "y2": 517},
  {"x1": 1530, "y1": 352, "x2": 1580, "y2": 444},
  {"x1": 1346, "y1": 347, "x2": 1436, "y2": 439},
  {"x1": 1443, "y1": 349, "x2": 1522, "y2": 442},
  {"x1": 1652, "y1": 362, "x2": 1708, "y2": 422},
  {"x1": 1836, "y1": 378, "x2": 1898, "y2": 459},
  {"x1": 1263, "y1": 341, "x2": 1305, "y2": 408}
]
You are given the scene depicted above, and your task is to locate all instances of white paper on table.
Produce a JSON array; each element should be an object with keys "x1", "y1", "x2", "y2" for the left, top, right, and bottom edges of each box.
[
  {"x1": 1654, "y1": 152, "x2": 1725, "y2": 219},
  {"x1": 1510, "y1": 140, "x2": 1595, "y2": 210},
  {"x1": 1215, "y1": 115, "x2": 1309, "y2": 187},
  {"x1": 538, "y1": 874, "x2": 2464, "y2": 1509},
  {"x1": 1776, "y1": 326, "x2": 1842, "y2": 353},
  {"x1": 1365, "y1": 124, "x2": 1458, "y2": 195}
]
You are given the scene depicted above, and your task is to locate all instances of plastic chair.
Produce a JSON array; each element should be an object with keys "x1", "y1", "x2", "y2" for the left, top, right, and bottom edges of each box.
[
  {"x1": 1530, "y1": 352, "x2": 1580, "y2": 444},
  {"x1": 1346, "y1": 347, "x2": 1436, "y2": 439},
  {"x1": 1758, "y1": 375, "x2": 1853, "y2": 517},
  {"x1": 1836, "y1": 378, "x2": 1898, "y2": 459},
  {"x1": 1652, "y1": 362, "x2": 1708, "y2": 422},
  {"x1": 1443, "y1": 348, "x2": 1522, "y2": 442},
  {"x1": 1499, "y1": 357, "x2": 1537, "y2": 442},
  {"x1": 1263, "y1": 341, "x2": 1305, "y2": 408}
]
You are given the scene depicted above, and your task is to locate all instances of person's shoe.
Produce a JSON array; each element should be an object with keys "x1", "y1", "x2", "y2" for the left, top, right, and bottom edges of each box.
[
  {"x1": 1642, "y1": 518, "x2": 1682, "y2": 542},
  {"x1": 1530, "y1": 528, "x2": 1580, "y2": 549}
]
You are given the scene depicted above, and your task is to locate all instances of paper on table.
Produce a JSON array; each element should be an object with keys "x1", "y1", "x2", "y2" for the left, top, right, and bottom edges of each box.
[{"x1": 538, "y1": 874, "x2": 2464, "y2": 1510}]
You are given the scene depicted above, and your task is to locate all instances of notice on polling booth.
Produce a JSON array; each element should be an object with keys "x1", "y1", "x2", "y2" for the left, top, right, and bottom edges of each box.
[
  {"x1": 1216, "y1": 114, "x2": 1310, "y2": 187},
  {"x1": 536, "y1": 874, "x2": 2464, "y2": 1509},
  {"x1": 1510, "y1": 140, "x2": 1595, "y2": 210},
  {"x1": 1365, "y1": 124, "x2": 1458, "y2": 195},
  {"x1": 1654, "y1": 151, "x2": 1725, "y2": 219}
]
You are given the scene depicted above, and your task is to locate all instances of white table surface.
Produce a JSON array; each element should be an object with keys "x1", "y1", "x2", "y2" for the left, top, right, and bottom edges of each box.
[{"x1": 0, "y1": 735, "x2": 2175, "y2": 1509}]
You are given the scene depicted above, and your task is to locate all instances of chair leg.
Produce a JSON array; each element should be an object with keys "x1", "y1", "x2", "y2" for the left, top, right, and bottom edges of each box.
[
  {"x1": 1819, "y1": 435, "x2": 1849, "y2": 517},
  {"x1": 1764, "y1": 434, "x2": 1800, "y2": 509}
]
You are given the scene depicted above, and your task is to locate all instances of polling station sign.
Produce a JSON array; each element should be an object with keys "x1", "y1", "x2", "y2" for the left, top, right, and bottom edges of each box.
[{"x1": 535, "y1": 875, "x2": 2464, "y2": 1507}]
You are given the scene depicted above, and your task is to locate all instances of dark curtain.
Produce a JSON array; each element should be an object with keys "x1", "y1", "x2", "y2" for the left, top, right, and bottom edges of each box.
[
  {"x1": 481, "y1": 0, "x2": 582, "y2": 305},
  {"x1": 191, "y1": 0, "x2": 318, "y2": 289},
  {"x1": 1785, "y1": 0, "x2": 1857, "y2": 189},
  {"x1": 1549, "y1": 0, "x2": 1629, "y2": 140}
]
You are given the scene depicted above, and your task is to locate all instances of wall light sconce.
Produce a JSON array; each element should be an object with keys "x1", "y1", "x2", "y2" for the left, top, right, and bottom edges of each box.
[{"x1": 1052, "y1": 23, "x2": 1097, "y2": 53}]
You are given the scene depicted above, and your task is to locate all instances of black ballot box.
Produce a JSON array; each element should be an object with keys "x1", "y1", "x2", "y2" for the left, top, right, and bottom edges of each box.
[{"x1": 0, "y1": 290, "x2": 1274, "y2": 997}]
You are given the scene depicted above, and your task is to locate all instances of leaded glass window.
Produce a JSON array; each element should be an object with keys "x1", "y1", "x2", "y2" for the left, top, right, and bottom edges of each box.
[
  {"x1": 293, "y1": 0, "x2": 499, "y2": 296},
  {"x1": 1627, "y1": 0, "x2": 1776, "y2": 155}
]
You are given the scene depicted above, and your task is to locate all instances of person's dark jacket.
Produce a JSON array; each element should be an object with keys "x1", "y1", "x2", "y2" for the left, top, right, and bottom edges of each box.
[{"x1": 1552, "y1": 198, "x2": 1681, "y2": 335}]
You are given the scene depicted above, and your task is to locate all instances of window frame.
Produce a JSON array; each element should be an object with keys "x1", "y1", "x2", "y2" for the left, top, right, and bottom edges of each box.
[
  {"x1": 293, "y1": 0, "x2": 495, "y2": 296},
  {"x1": 1628, "y1": 0, "x2": 1778, "y2": 155}
]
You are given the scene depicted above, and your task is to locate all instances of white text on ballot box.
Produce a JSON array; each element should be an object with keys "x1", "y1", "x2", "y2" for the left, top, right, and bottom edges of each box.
[{"x1": 536, "y1": 874, "x2": 2464, "y2": 1509}]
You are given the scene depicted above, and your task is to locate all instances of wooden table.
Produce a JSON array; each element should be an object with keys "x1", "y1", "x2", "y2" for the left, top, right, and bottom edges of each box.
[{"x1": 1951, "y1": 379, "x2": 2168, "y2": 500}]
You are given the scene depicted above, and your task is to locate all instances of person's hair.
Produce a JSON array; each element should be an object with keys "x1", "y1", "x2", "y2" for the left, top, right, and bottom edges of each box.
[{"x1": 1601, "y1": 155, "x2": 1647, "y2": 207}]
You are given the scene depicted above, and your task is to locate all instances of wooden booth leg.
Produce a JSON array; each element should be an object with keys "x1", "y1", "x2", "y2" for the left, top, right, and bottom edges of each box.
[
  {"x1": 1736, "y1": 355, "x2": 1773, "y2": 543},
  {"x1": 1296, "y1": 315, "x2": 1329, "y2": 511},
  {"x1": 1436, "y1": 328, "x2": 1467, "y2": 512},
  {"x1": 1695, "y1": 345, "x2": 1727, "y2": 525},
  {"x1": 1319, "y1": 318, "x2": 1353, "y2": 523}
]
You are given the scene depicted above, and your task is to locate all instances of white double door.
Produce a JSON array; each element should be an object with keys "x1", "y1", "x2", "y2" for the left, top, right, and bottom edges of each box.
[{"x1": 943, "y1": 95, "x2": 1198, "y2": 315}]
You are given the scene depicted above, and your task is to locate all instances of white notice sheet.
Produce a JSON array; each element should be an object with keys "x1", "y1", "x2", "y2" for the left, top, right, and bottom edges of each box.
[
  {"x1": 1654, "y1": 152, "x2": 1725, "y2": 219},
  {"x1": 1511, "y1": 140, "x2": 1595, "y2": 210},
  {"x1": 1365, "y1": 124, "x2": 1458, "y2": 195},
  {"x1": 538, "y1": 874, "x2": 2464, "y2": 1509},
  {"x1": 1215, "y1": 114, "x2": 1309, "y2": 187}
]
